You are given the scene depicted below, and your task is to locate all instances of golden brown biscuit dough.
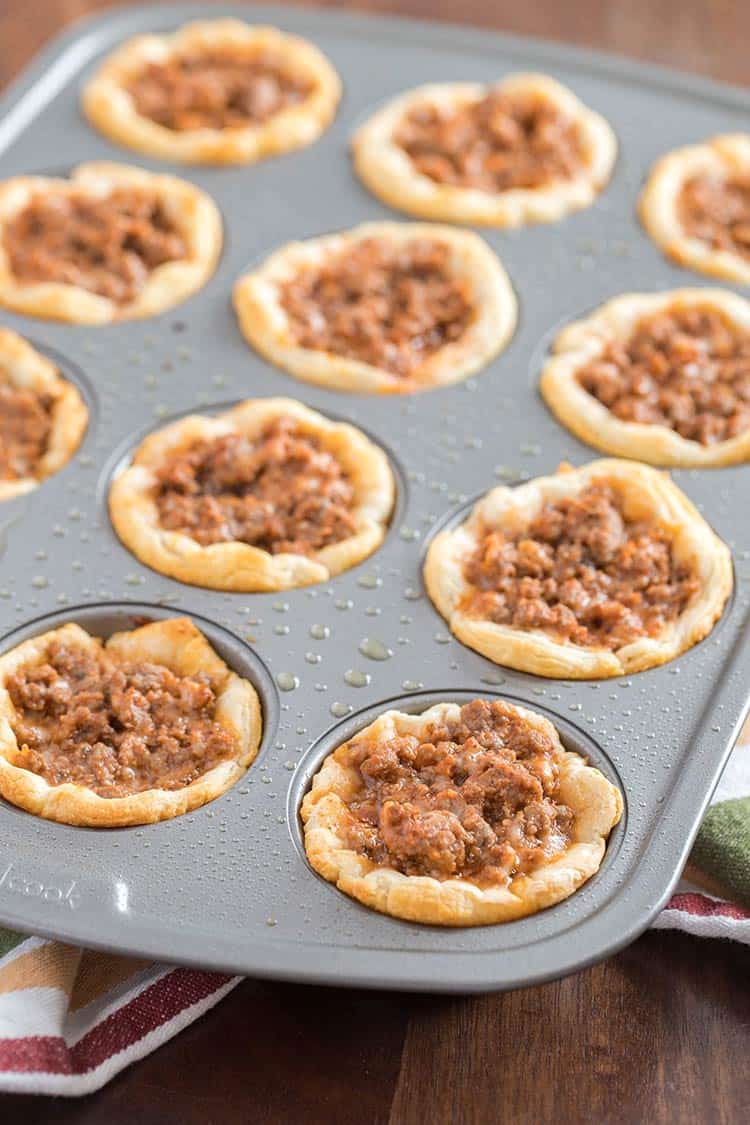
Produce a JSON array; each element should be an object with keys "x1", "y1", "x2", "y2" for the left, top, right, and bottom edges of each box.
[
  {"x1": 233, "y1": 222, "x2": 517, "y2": 394},
  {"x1": 540, "y1": 289, "x2": 750, "y2": 467},
  {"x1": 109, "y1": 398, "x2": 395, "y2": 591},
  {"x1": 82, "y1": 20, "x2": 341, "y2": 166},
  {"x1": 0, "y1": 162, "x2": 222, "y2": 323},
  {"x1": 0, "y1": 329, "x2": 87, "y2": 501},
  {"x1": 424, "y1": 459, "x2": 732, "y2": 679},
  {"x1": 352, "y1": 74, "x2": 616, "y2": 227},
  {"x1": 301, "y1": 700, "x2": 623, "y2": 926},
  {"x1": 640, "y1": 134, "x2": 750, "y2": 285},
  {"x1": 0, "y1": 617, "x2": 262, "y2": 827}
]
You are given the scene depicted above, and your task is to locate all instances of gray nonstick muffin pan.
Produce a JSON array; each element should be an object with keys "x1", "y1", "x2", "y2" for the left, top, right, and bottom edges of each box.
[{"x1": 0, "y1": 2, "x2": 748, "y2": 993}]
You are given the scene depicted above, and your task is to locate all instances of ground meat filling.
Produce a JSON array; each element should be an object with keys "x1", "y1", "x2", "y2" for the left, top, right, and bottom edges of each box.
[
  {"x1": 0, "y1": 373, "x2": 53, "y2": 481},
  {"x1": 7, "y1": 640, "x2": 236, "y2": 798},
  {"x1": 578, "y1": 306, "x2": 750, "y2": 445},
  {"x1": 3, "y1": 189, "x2": 187, "y2": 304},
  {"x1": 394, "y1": 90, "x2": 586, "y2": 193},
  {"x1": 463, "y1": 481, "x2": 699, "y2": 650},
  {"x1": 280, "y1": 237, "x2": 474, "y2": 378},
  {"x1": 340, "y1": 699, "x2": 573, "y2": 886},
  {"x1": 678, "y1": 174, "x2": 750, "y2": 261},
  {"x1": 127, "y1": 49, "x2": 312, "y2": 131},
  {"x1": 155, "y1": 415, "x2": 358, "y2": 554}
]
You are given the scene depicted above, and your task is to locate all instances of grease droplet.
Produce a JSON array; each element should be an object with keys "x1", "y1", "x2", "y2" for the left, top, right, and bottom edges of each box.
[
  {"x1": 344, "y1": 669, "x2": 370, "y2": 687},
  {"x1": 310, "y1": 623, "x2": 330, "y2": 639},
  {"x1": 330, "y1": 701, "x2": 352, "y2": 717},
  {"x1": 357, "y1": 573, "x2": 382, "y2": 589},
  {"x1": 359, "y1": 638, "x2": 393, "y2": 661},
  {"x1": 277, "y1": 672, "x2": 299, "y2": 692}
]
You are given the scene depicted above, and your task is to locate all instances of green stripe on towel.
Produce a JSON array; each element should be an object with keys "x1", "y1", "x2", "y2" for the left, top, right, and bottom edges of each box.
[
  {"x1": 691, "y1": 797, "x2": 750, "y2": 908},
  {"x1": 0, "y1": 929, "x2": 27, "y2": 959}
]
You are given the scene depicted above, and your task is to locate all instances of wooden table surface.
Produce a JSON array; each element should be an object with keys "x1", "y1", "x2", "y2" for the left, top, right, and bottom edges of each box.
[{"x1": 1, "y1": 1, "x2": 750, "y2": 1121}]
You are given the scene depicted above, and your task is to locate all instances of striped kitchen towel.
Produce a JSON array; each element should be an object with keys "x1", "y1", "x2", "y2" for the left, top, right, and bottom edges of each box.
[{"x1": 0, "y1": 742, "x2": 748, "y2": 1096}]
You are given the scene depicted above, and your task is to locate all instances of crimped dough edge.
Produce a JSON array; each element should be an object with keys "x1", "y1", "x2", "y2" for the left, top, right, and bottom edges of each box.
[
  {"x1": 639, "y1": 134, "x2": 750, "y2": 285},
  {"x1": 352, "y1": 74, "x2": 617, "y2": 228},
  {"x1": 0, "y1": 328, "x2": 88, "y2": 500},
  {"x1": 0, "y1": 617, "x2": 262, "y2": 826},
  {"x1": 301, "y1": 700, "x2": 623, "y2": 925},
  {"x1": 233, "y1": 221, "x2": 517, "y2": 394},
  {"x1": 423, "y1": 458, "x2": 733, "y2": 679},
  {"x1": 109, "y1": 397, "x2": 396, "y2": 591},
  {"x1": 0, "y1": 161, "x2": 222, "y2": 323},
  {"x1": 82, "y1": 20, "x2": 342, "y2": 166},
  {"x1": 540, "y1": 288, "x2": 750, "y2": 467}
]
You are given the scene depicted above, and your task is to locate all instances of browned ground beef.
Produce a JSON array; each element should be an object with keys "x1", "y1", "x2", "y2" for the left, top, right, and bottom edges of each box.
[
  {"x1": 678, "y1": 174, "x2": 750, "y2": 261},
  {"x1": 578, "y1": 305, "x2": 750, "y2": 445},
  {"x1": 7, "y1": 640, "x2": 236, "y2": 798},
  {"x1": 4, "y1": 190, "x2": 187, "y2": 304},
  {"x1": 463, "y1": 481, "x2": 699, "y2": 650},
  {"x1": 127, "y1": 48, "x2": 312, "y2": 131},
  {"x1": 394, "y1": 89, "x2": 585, "y2": 192},
  {"x1": 280, "y1": 237, "x2": 474, "y2": 378},
  {"x1": 340, "y1": 699, "x2": 573, "y2": 886},
  {"x1": 0, "y1": 374, "x2": 53, "y2": 480},
  {"x1": 156, "y1": 415, "x2": 358, "y2": 554}
]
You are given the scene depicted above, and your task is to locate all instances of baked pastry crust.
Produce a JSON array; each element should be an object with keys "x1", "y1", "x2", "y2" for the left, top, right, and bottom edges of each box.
[
  {"x1": 81, "y1": 20, "x2": 341, "y2": 166},
  {"x1": 233, "y1": 222, "x2": 517, "y2": 393},
  {"x1": 540, "y1": 289, "x2": 750, "y2": 467},
  {"x1": 351, "y1": 74, "x2": 617, "y2": 228},
  {"x1": 639, "y1": 134, "x2": 750, "y2": 285},
  {"x1": 0, "y1": 329, "x2": 87, "y2": 501},
  {"x1": 424, "y1": 459, "x2": 732, "y2": 679},
  {"x1": 301, "y1": 700, "x2": 623, "y2": 926},
  {"x1": 0, "y1": 617, "x2": 262, "y2": 827},
  {"x1": 109, "y1": 397, "x2": 395, "y2": 591},
  {"x1": 0, "y1": 162, "x2": 222, "y2": 323}
]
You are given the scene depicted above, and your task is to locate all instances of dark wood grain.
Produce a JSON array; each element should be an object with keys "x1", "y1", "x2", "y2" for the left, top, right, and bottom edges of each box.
[{"x1": 1, "y1": 2, "x2": 750, "y2": 1122}]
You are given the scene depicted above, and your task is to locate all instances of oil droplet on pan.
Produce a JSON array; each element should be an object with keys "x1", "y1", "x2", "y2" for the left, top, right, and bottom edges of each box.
[
  {"x1": 357, "y1": 573, "x2": 382, "y2": 589},
  {"x1": 344, "y1": 669, "x2": 370, "y2": 687},
  {"x1": 358, "y1": 638, "x2": 393, "y2": 661},
  {"x1": 277, "y1": 672, "x2": 299, "y2": 692}
]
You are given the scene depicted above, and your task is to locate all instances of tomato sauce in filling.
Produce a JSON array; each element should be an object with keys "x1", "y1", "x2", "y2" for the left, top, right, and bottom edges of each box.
[
  {"x1": 155, "y1": 415, "x2": 358, "y2": 554},
  {"x1": 7, "y1": 640, "x2": 236, "y2": 798},
  {"x1": 394, "y1": 90, "x2": 586, "y2": 193},
  {"x1": 578, "y1": 305, "x2": 750, "y2": 445},
  {"x1": 4, "y1": 189, "x2": 187, "y2": 304},
  {"x1": 339, "y1": 699, "x2": 573, "y2": 887},
  {"x1": 462, "y1": 481, "x2": 699, "y2": 650},
  {"x1": 127, "y1": 48, "x2": 312, "y2": 131},
  {"x1": 678, "y1": 174, "x2": 750, "y2": 262},
  {"x1": 0, "y1": 373, "x2": 53, "y2": 481},
  {"x1": 280, "y1": 237, "x2": 474, "y2": 378}
]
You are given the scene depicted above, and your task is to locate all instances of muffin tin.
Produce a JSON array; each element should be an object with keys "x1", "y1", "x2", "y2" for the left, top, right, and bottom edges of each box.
[{"x1": 0, "y1": 2, "x2": 748, "y2": 992}]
